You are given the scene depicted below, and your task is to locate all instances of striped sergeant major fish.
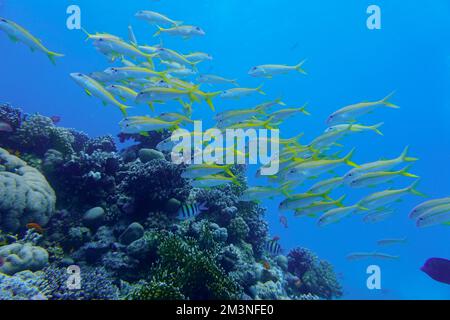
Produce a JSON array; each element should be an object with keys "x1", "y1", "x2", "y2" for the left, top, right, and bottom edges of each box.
[
  {"x1": 177, "y1": 202, "x2": 208, "y2": 220},
  {"x1": 265, "y1": 237, "x2": 282, "y2": 256}
]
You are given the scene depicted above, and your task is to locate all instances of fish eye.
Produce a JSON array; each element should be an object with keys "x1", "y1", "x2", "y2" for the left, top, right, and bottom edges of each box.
[
  {"x1": 196, "y1": 27, "x2": 201, "y2": 30},
  {"x1": 0, "y1": 19, "x2": 7, "y2": 23},
  {"x1": 78, "y1": 73, "x2": 83, "y2": 77}
]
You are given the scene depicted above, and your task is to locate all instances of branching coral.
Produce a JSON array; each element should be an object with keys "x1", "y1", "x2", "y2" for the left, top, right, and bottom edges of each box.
[
  {"x1": 43, "y1": 150, "x2": 120, "y2": 209},
  {"x1": 0, "y1": 103, "x2": 24, "y2": 132},
  {"x1": 117, "y1": 159, "x2": 190, "y2": 216},
  {"x1": 287, "y1": 247, "x2": 343, "y2": 299},
  {"x1": 85, "y1": 135, "x2": 117, "y2": 155},
  {"x1": 41, "y1": 265, "x2": 120, "y2": 300},
  {"x1": 137, "y1": 232, "x2": 241, "y2": 300},
  {"x1": 10, "y1": 114, "x2": 75, "y2": 156}
]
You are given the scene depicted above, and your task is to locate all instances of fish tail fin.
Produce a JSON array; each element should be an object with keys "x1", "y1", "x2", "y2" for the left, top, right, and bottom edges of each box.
[
  {"x1": 408, "y1": 180, "x2": 427, "y2": 197},
  {"x1": 295, "y1": 59, "x2": 307, "y2": 75},
  {"x1": 284, "y1": 133, "x2": 304, "y2": 146},
  {"x1": 231, "y1": 79, "x2": 240, "y2": 87},
  {"x1": 221, "y1": 164, "x2": 236, "y2": 178},
  {"x1": 280, "y1": 188, "x2": 292, "y2": 198},
  {"x1": 381, "y1": 91, "x2": 400, "y2": 109},
  {"x1": 145, "y1": 54, "x2": 156, "y2": 69},
  {"x1": 201, "y1": 91, "x2": 221, "y2": 111},
  {"x1": 47, "y1": 51, "x2": 64, "y2": 65},
  {"x1": 399, "y1": 166, "x2": 419, "y2": 178},
  {"x1": 299, "y1": 103, "x2": 311, "y2": 116},
  {"x1": 231, "y1": 176, "x2": 241, "y2": 186},
  {"x1": 263, "y1": 117, "x2": 278, "y2": 130},
  {"x1": 343, "y1": 148, "x2": 359, "y2": 167},
  {"x1": 256, "y1": 84, "x2": 266, "y2": 95},
  {"x1": 198, "y1": 202, "x2": 209, "y2": 211},
  {"x1": 128, "y1": 25, "x2": 138, "y2": 46},
  {"x1": 400, "y1": 146, "x2": 419, "y2": 162},
  {"x1": 153, "y1": 25, "x2": 164, "y2": 37},
  {"x1": 119, "y1": 104, "x2": 132, "y2": 117},
  {"x1": 321, "y1": 189, "x2": 334, "y2": 201},
  {"x1": 336, "y1": 195, "x2": 346, "y2": 207},
  {"x1": 148, "y1": 103, "x2": 155, "y2": 112},
  {"x1": 370, "y1": 122, "x2": 385, "y2": 136},
  {"x1": 81, "y1": 27, "x2": 92, "y2": 41}
]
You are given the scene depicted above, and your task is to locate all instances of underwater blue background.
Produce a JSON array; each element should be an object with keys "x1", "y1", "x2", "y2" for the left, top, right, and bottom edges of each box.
[{"x1": 0, "y1": 0, "x2": 449, "y2": 299}]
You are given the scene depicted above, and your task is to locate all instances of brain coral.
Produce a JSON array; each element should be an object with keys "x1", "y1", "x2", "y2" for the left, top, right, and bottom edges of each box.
[
  {"x1": 0, "y1": 243, "x2": 49, "y2": 275},
  {"x1": 0, "y1": 148, "x2": 56, "y2": 232}
]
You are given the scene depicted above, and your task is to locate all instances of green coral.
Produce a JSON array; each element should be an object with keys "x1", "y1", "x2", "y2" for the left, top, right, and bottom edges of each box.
[
  {"x1": 126, "y1": 271, "x2": 185, "y2": 300},
  {"x1": 131, "y1": 233, "x2": 241, "y2": 300},
  {"x1": 227, "y1": 216, "x2": 249, "y2": 243},
  {"x1": 301, "y1": 260, "x2": 343, "y2": 299}
]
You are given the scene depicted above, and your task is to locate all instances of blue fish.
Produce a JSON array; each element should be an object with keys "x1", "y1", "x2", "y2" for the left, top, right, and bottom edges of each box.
[
  {"x1": 421, "y1": 257, "x2": 450, "y2": 285},
  {"x1": 177, "y1": 202, "x2": 208, "y2": 220}
]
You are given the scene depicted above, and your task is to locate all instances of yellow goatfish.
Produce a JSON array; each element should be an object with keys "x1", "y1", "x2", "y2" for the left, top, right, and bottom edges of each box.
[
  {"x1": 0, "y1": 17, "x2": 63, "y2": 64},
  {"x1": 70, "y1": 73, "x2": 130, "y2": 116}
]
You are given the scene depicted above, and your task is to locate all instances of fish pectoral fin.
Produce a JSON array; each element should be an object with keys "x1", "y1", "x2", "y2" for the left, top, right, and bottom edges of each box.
[
  {"x1": 84, "y1": 89, "x2": 93, "y2": 97},
  {"x1": 119, "y1": 96, "x2": 127, "y2": 102},
  {"x1": 8, "y1": 35, "x2": 19, "y2": 43},
  {"x1": 102, "y1": 101, "x2": 108, "y2": 106},
  {"x1": 140, "y1": 131, "x2": 150, "y2": 137}
]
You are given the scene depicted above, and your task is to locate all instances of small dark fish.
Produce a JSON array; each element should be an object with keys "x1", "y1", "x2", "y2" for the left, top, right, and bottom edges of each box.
[
  {"x1": 177, "y1": 202, "x2": 208, "y2": 220},
  {"x1": 421, "y1": 257, "x2": 450, "y2": 285},
  {"x1": 50, "y1": 115, "x2": 61, "y2": 124},
  {"x1": 265, "y1": 238, "x2": 282, "y2": 256},
  {"x1": 262, "y1": 260, "x2": 271, "y2": 270},
  {"x1": 0, "y1": 121, "x2": 13, "y2": 132},
  {"x1": 290, "y1": 41, "x2": 299, "y2": 51},
  {"x1": 279, "y1": 215, "x2": 288, "y2": 228}
]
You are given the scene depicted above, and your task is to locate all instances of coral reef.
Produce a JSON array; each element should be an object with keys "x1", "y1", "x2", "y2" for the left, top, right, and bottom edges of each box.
[
  {"x1": 0, "y1": 104, "x2": 343, "y2": 300},
  {"x1": 288, "y1": 247, "x2": 343, "y2": 299},
  {"x1": 0, "y1": 271, "x2": 48, "y2": 300}
]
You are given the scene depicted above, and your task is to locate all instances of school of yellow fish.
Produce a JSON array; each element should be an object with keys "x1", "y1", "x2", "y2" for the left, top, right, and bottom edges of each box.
[{"x1": 1, "y1": 9, "x2": 449, "y2": 261}]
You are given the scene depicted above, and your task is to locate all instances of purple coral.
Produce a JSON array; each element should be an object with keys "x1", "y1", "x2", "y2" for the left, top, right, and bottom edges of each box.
[
  {"x1": 288, "y1": 247, "x2": 316, "y2": 276},
  {"x1": 0, "y1": 103, "x2": 24, "y2": 131}
]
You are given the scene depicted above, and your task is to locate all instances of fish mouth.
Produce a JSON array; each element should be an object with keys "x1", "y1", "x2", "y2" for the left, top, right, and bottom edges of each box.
[{"x1": 70, "y1": 73, "x2": 83, "y2": 79}]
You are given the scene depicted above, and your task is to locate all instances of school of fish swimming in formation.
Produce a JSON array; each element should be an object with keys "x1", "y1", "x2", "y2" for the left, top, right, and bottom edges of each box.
[{"x1": 1, "y1": 10, "x2": 449, "y2": 261}]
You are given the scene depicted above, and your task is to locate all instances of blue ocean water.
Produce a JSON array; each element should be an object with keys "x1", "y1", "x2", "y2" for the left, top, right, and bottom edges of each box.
[{"x1": 0, "y1": 0, "x2": 449, "y2": 299}]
